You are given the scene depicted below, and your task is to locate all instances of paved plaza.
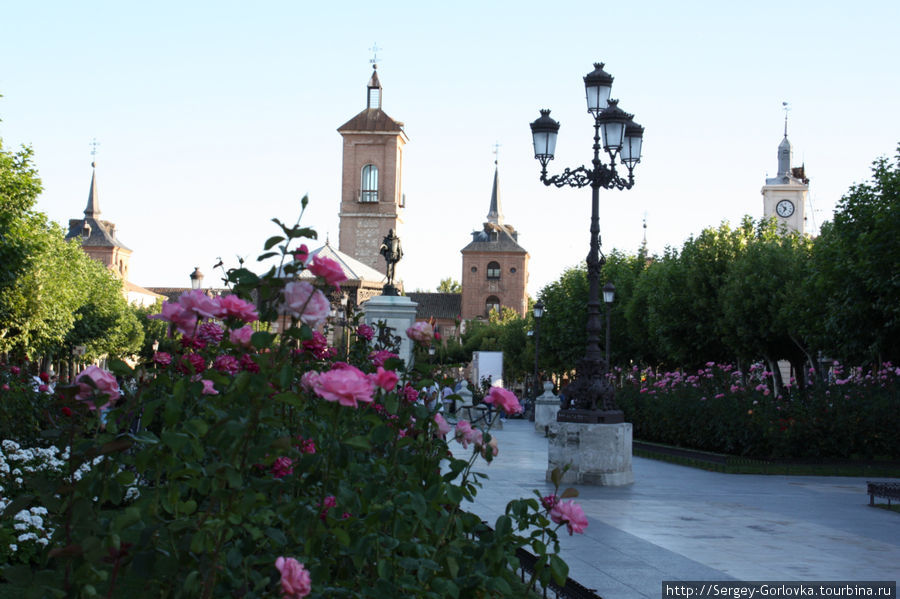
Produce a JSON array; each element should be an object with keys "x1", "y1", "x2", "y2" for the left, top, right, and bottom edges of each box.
[{"x1": 464, "y1": 419, "x2": 900, "y2": 599}]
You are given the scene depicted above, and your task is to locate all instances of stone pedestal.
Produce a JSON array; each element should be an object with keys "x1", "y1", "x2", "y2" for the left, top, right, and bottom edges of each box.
[
  {"x1": 534, "y1": 382, "x2": 560, "y2": 433},
  {"x1": 362, "y1": 295, "x2": 418, "y2": 367},
  {"x1": 546, "y1": 421, "x2": 634, "y2": 486}
]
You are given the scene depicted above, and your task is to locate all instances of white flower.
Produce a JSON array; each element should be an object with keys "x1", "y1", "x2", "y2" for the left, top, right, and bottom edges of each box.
[
  {"x1": 9, "y1": 544, "x2": 16, "y2": 552},
  {"x1": 17, "y1": 532, "x2": 38, "y2": 542}
]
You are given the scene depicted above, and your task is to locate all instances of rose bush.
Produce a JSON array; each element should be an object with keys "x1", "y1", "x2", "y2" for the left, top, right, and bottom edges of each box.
[{"x1": 0, "y1": 200, "x2": 580, "y2": 598}]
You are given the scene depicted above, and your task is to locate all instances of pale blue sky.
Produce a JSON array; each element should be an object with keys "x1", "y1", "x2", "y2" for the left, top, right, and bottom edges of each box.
[{"x1": 2, "y1": 0, "x2": 898, "y2": 296}]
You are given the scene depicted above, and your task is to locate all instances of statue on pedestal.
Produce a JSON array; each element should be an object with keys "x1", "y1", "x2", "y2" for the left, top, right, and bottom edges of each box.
[{"x1": 379, "y1": 229, "x2": 403, "y2": 296}]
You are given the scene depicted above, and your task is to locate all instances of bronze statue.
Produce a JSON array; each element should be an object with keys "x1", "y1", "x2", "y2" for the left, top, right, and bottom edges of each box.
[{"x1": 379, "y1": 228, "x2": 403, "y2": 295}]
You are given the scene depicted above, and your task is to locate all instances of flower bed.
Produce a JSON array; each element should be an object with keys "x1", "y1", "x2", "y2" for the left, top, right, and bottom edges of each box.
[
  {"x1": 615, "y1": 362, "x2": 900, "y2": 460},
  {"x1": 0, "y1": 205, "x2": 586, "y2": 598}
]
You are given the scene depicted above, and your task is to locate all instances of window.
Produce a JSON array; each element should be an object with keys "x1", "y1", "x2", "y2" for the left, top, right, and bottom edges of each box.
[
  {"x1": 360, "y1": 164, "x2": 378, "y2": 203},
  {"x1": 470, "y1": 266, "x2": 477, "y2": 273},
  {"x1": 485, "y1": 296, "x2": 501, "y2": 316},
  {"x1": 510, "y1": 267, "x2": 517, "y2": 274},
  {"x1": 486, "y1": 261, "x2": 501, "y2": 279}
]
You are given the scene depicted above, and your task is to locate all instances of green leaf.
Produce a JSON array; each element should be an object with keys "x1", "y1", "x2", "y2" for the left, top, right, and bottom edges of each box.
[
  {"x1": 273, "y1": 392, "x2": 303, "y2": 407},
  {"x1": 560, "y1": 486, "x2": 579, "y2": 499},
  {"x1": 264, "y1": 235, "x2": 285, "y2": 250},
  {"x1": 494, "y1": 514, "x2": 512, "y2": 537},
  {"x1": 549, "y1": 554, "x2": 569, "y2": 585},
  {"x1": 333, "y1": 528, "x2": 350, "y2": 547},
  {"x1": 550, "y1": 467, "x2": 562, "y2": 487},
  {"x1": 256, "y1": 251, "x2": 279, "y2": 261},
  {"x1": 251, "y1": 331, "x2": 274, "y2": 349},
  {"x1": 345, "y1": 436, "x2": 372, "y2": 451}
]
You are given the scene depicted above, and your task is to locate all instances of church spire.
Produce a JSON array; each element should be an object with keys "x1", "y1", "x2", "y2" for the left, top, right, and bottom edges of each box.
[
  {"x1": 486, "y1": 147, "x2": 503, "y2": 225},
  {"x1": 777, "y1": 102, "x2": 793, "y2": 177},
  {"x1": 84, "y1": 157, "x2": 101, "y2": 218}
]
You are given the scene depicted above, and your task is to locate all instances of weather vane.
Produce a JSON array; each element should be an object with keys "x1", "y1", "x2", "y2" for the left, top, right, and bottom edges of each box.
[
  {"x1": 369, "y1": 43, "x2": 382, "y2": 67},
  {"x1": 492, "y1": 142, "x2": 501, "y2": 165},
  {"x1": 782, "y1": 101, "x2": 791, "y2": 137},
  {"x1": 90, "y1": 138, "x2": 100, "y2": 164}
]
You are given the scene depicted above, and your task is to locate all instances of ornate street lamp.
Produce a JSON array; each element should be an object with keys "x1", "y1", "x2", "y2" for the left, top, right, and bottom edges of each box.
[
  {"x1": 529, "y1": 62, "x2": 643, "y2": 424},
  {"x1": 532, "y1": 300, "x2": 545, "y2": 420},
  {"x1": 603, "y1": 282, "x2": 615, "y2": 366},
  {"x1": 190, "y1": 267, "x2": 204, "y2": 290}
]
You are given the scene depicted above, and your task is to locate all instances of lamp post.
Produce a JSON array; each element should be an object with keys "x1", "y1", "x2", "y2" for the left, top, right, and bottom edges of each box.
[
  {"x1": 603, "y1": 282, "x2": 615, "y2": 366},
  {"x1": 532, "y1": 300, "x2": 544, "y2": 420},
  {"x1": 530, "y1": 62, "x2": 643, "y2": 424},
  {"x1": 190, "y1": 267, "x2": 204, "y2": 290}
]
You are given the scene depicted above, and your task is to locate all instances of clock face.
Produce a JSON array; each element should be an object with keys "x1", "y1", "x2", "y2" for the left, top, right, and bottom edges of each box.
[{"x1": 776, "y1": 199, "x2": 795, "y2": 218}]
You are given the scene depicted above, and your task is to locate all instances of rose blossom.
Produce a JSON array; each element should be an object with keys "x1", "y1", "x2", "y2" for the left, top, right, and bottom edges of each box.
[
  {"x1": 550, "y1": 500, "x2": 589, "y2": 535},
  {"x1": 313, "y1": 365, "x2": 374, "y2": 408},
  {"x1": 178, "y1": 289, "x2": 222, "y2": 319},
  {"x1": 372, "y1": 366, "x2": 398, "y2": 392},
  {"x1": 480, "y1": 435, "x2": 499, "y2": 458},
  {"x1": 369, "y1": 350, "x2": 398, "y2": 368},
  {"x1": 455, "y1": 420, "x2": 482, "y2": 450},
  {"x1": 405, "y1": 321, "x2": 434, "y2": 345},
  {"x1": 213, "y1": 355, "x2": 241, "y2": 375},
  {"x1": 275, "y1": 556, "x2": 311, "y2": 598},
  {"x1": 294, "y1": 243, "x2": 309, "y2": 263},
  {"x1": 300, "y1": 370, "x2": 320, "y2": 392},
  {"x1": 10, "y1": 366, "x2": 20, "y2": 375},
  {"x1": 307, "y1": 255, "x2": 347, "y2": 289},
  {"x1": 149, "y1": 301, "x2": 197, "y2": 336},
  {"x1": 433, "y1": 413, "x2": 451, "y2": 438},
  {"x1": 197, "y1": 322, "x2": 224, "y2": 344},
  {"x1": 200, "y1": 379, "x2": 218, "y2": 395},
  {"x1": 271, "y1": 456, "x2": 294, "y2": 478},
  {"x1": 153, "y1": 351, "x2": 172, "y2": 366},
  {"x1": 541, "y1": 494, "x2": 559, "y2": 511},
  {"x1": 230, "y1": 325, "x2": 254, "y2": 347},
  {"x1": 75, "y1": 365, "x2": 121, "y2": 411},
  {"x1": 484, "y1": 387, "x2": 523, "y2": 415},
  {"x1": 239, "y1": 353, "x2": 259, "y2": 373},
  {"x1": 356, "y1": 323, "x2": 374, "y2": 341},
  {"x1": 179, "y1": 353, "x2": 206, "y2": 375},
  {"x1": 217, "y1": 294, "x2": 259, "y2": 322},
  {"x1": 302, "y1": 331, "x2": 335, "y2": 360},
  {"x1": 283, "y1": 281, "x2": 330, "y2": 327}
]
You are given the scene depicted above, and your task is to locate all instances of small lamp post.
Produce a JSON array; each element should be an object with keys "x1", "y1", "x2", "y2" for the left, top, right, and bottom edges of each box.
[
  {"x1": 532, "y1": 300, "x2": 545, "y2": 422},
  {"x1": 602, "y1": 282, "x2": 615, "y2": 366},
  {"x1": 529, "y1": 62, "x2": 643, "y2": 423},
  {"x1": 190, "y1": 267, "x2": 204, "y2": 290}
]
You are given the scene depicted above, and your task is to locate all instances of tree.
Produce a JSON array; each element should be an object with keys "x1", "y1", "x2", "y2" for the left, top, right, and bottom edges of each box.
[
  {"x1": 811, "y1": 145, "x2": 900, "y2": 365},
  {"x1": 436, "y1": 278, "x2": 462, "y2": 293},
  {"x1": 536, "y1": 266, "x2": 588, "y2": 377}
]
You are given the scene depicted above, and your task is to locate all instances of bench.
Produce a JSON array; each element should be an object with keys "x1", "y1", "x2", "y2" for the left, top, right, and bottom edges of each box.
[{"x1": 867, "y1": 481, "x2": 900, "y2": 507}]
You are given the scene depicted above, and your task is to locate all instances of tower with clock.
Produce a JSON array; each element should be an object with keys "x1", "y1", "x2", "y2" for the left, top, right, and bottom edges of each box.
[{"x1": 761, "y1": 114, "x2": 808, "y2": 234}]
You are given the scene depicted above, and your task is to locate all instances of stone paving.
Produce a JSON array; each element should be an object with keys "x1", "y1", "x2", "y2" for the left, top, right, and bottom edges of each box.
[{"x1": 463, "y1": 419, "x2": 900, "y2": 599}]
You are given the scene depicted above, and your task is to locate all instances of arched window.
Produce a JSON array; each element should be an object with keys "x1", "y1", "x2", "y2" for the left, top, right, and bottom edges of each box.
[
  {"x1": 485, "y1": 296, "x2": 501, "y2": 316},
  {"x1": 360, "y1": 164, "x2": 378, "y2": 203},
  {"x1": 486, "y1": 261, "x2": 501, "y2": 279}
]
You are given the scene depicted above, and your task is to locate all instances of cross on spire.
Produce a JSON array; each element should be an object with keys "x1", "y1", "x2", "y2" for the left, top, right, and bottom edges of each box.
[
  {"x1": 90, "y1": 137, "x2": 100, "y2": 167},
  {"x1": 369, "y1": 43, "x2": 382, "y2": 68},
  {"x1": 492, "y1": 142, "x2": 501, "y2": 165}
]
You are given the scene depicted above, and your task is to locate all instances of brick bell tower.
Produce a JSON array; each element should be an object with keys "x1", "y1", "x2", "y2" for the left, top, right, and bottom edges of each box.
[{"x1": 337, "y1": 63, "x2": 408, "y2": 277}]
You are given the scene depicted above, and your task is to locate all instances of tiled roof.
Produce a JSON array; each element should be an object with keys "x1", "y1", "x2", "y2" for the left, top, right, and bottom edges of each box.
[
  {"x1": 287, "y1": 241, "x2": 386, "y2": 285},
  {"x1": 124, "y1": 281, "x2": 164, "y2": 297},
  {"x1": 337, "y1": 108, "x2": 405, "y2": 133},
  {"x1": 407, "y1": 292, "x2": 462, "y2": 321},
  {"x1": 461, "y1": 223, "x2": 527, "y2": 254},
  {"x1": 66, "y1": 217, "x2": 131, "y2": 250}
]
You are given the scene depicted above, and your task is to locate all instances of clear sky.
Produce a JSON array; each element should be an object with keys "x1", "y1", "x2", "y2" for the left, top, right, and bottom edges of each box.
[{"x1": 1, "y1": 0, "x2": 898, "y2": 297}]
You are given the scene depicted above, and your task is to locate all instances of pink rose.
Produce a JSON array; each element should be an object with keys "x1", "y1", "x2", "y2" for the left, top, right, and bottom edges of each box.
[
  {"x1": 271, "y1": 456, "x2": 294, "y2": 478},
  {"x1": 275, "y1": 556, "x2": 311, "y2": 598},
  {"x1": 213, "y1": 355, "x2": 241, "y2": 375},
  {"x1": 484, "y1": 387, "x2": 523, "y2": 415},
  {"x1": 481, "y1": 435, "x2": 499, "y2": 458},
  {"x1": 240, "y1": 353, "x2": 259, "y2": 373},
  {"x1": 302, "y1": 330, "x2": 335, "y2": 360},
  {"x1": 300, "y1": 370, "x2": 320, "y2": 392},
  {"x1": 1, "y1": 384, "x2": 9, "y2": 391},
  {"x1": 283, "y1": 281, "x2": 330, "y2": 328},
  {"x1": 369, "y1": 350, "x2": 398, "y2": 368},
  {"x1": 39, "y1": 372, "x2": 50, "y2": 383},
  {"x1": 550, "y1": 500, "x2": 588, "y2": 535},
  {"x1": 356, "y1": 323, "x2": 374, "y2": 341},
  {"x1": 178, "y1": 289, "x2": 222, "y2": 319},
  {"x1": 38, "y1": 384, "x2": 50, "y2": 393},
  {"x1": 218, "y1": 294, "x2": 259, "y2": 323},
  {"x1": 372, "y1": 366, "x2": 398, "y2": 392},
  {"x1": 454, "y1": 420, "x2": 482, "y2": 450},
  {"x1": 153, "y1": 351, "x2": 172, "y2": 366},
  {"x1": 10, "y1": 366, "x2": 20, "y2": 375},
  {"x1": 198, "y1": 322, "x2": 224, "y2": 344},
  {"x1": 433, "y1": 413, "x2": 451, "y2": 438},
  {"x1": 294, "y1": 244, "x2": 309, "y2": 263},
  {"x1": 201, "y1": 379, "x2": 218, "y2": 395},
  {"x1": 179, "y1": 353, "x2": 206, "y2": 375},
  {"x1": 75, "y1": 365, "x2": 121, "y2": 411},
  {"x1": 405, "y1": 321, "x2": 434, "y2": 345},
  {"x1": 149, "y1": 301, "x2": 197, "y2": 336},
  {"x1": 313, "y1": 365, "x2": 374, "y2": 408},
  {"x1": 541, "y1": 494, "x2": 559, "y2": 511},
  {"x1": 308, "y1": 255, "x2": 347, "y2": 290},
  {"x1": 230, "y1": 325, "x2": 254, "y2": 347}
]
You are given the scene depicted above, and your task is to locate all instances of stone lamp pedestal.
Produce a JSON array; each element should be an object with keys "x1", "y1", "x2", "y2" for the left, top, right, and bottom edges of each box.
[
  {"x1": 534, "y1": 382, "x2": 560, "y2": 433},
  {"x1": 362, "y1": 295, "x2": 418, "y2": 368},
  {"x1": 546, "y1": 420, "x2": 634, "y2": 486}
]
